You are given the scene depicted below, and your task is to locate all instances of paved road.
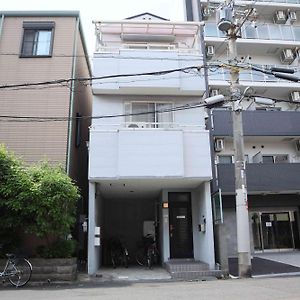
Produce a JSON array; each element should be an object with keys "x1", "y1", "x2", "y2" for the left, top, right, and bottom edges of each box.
[{"x1": 1, "y1": 277, "x2": 300, "y2": 300}]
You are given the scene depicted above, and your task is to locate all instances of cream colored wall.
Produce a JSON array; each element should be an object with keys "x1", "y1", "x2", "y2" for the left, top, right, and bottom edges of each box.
[{"x1": 0, "y1": 16, "x2": 76, "y2": 165}]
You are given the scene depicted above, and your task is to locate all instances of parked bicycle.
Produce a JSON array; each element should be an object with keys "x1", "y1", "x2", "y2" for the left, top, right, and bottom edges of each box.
[
  {"x1": 0, "y1": 245, "x2": 32, "y2": 287},
  {"x1": 135, "y1": 234, "x2": 159, "y2": 269},
  {"x1": 109, "y1": 237, "x2": 129, "y2": 269}
]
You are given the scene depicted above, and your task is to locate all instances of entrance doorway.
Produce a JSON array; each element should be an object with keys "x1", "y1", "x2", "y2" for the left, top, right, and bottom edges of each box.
[
  {"x1": 251, "y1": 211, "x2": 299, "y2": 251},
  {"x1": 169, "y1": 192, "x2": 193, "y2": 258}
]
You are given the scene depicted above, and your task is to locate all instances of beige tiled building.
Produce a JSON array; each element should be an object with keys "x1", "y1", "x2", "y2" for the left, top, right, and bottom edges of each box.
[{"x1": 0, "y1": 11, "x2": 92, "y2": 251}]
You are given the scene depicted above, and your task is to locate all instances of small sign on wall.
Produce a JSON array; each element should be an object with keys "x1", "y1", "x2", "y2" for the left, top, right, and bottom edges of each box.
[
  {"x1": 94, "y1": 237, "x2": 100, "y2": 246},
  {"x1": 266, "y1": 222, "x2": 272, "y2": 227}
]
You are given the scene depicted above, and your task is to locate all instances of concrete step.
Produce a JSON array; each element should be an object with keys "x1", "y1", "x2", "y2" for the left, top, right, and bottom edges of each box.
[{"x1": 165, "y1": 259, "x2": 223, "y2": 280}]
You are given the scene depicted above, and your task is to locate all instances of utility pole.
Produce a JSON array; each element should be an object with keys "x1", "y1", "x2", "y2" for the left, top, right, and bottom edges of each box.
[{"x1": 218, "y1": 0, "x2": 253, "y2": 277}]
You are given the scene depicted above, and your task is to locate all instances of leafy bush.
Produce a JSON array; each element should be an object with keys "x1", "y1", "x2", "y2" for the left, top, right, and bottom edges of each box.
[
  {"x1": 36, "y1": 239, "x2": 77, "y2": 258},
  {"x1": 0, "y1": 146, "x2": 81, "y2": 257}
]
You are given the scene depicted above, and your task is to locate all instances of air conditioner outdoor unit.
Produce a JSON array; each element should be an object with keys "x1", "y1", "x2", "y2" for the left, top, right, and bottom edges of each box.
[
  {"x1": 289, "y1": 91, "x2": 300, "y2": 102},
  {"x1": 206, "y1": 45, "x2": 215, "y2": 59},
  {"x1": 295, "y1": 140, "x2": 300, "y2": 155},
  {"x1": 288, "y1": 11, "x2": 297, "y2": 23},
  {"x1": 202, "y1": 6, "x2": 211, "y2": 20},
  {"x1": 214, "y1": 138, "x2": 225, "y2": 152},
  {"x1": 274, "y1": 10, "x2": 287, "y2": 24},
  {"x1": 280, "y1": 49, "x2": 295, "y2": 64},
  {"x1": 210, "y1": 89, "x2": 220, "y2": 97}
]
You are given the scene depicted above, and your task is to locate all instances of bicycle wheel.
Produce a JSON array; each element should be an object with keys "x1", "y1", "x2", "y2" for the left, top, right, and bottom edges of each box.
[
  {"x1": 135, "y1": 248, "x2": 145, "y2": 266},
  {"x1": 8, "y1": 258, "x2": 32, "y2": 287}
]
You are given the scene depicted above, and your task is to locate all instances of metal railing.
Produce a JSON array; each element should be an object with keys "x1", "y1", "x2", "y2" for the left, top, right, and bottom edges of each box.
[
  {"x1": 208, "y1": 66, "x2": 300, "y2": 83},
  {"x1": 90, "y1": 122, "x2": 205, "y2": 130},
  {"x1": 205, "y1": 23, "x2": 300, "y2": 42}
]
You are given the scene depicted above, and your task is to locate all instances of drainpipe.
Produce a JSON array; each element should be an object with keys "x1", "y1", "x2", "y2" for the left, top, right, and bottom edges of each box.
[
  {"x1": 66, "y1": 16, "x2": 79, "y2": 175},
  {"x1": 0, "y1": 14, "x2": 5, "y2": 39}
]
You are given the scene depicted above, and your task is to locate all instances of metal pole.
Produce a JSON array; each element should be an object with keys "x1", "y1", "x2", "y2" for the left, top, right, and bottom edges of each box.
[{"x1": 227, "y1": 8, "x2": 252, "y2": 278}]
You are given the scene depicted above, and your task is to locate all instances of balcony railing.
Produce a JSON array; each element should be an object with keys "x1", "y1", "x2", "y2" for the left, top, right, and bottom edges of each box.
[
  {"x1": 205, "y1": 23, "x2": 300, "y2": 42},
  {"x1": 90, "y1": 122, "x2": 205, "y2": 130},
  {"x1": 208, "y1": 66, "x2": 300, "y2": 83},
  {"x1": 210, "y1": 110, "x2": 300, "y2": 137},
  {"x1": 213, "y1": 163, "x2": 300, "y2": 193}
]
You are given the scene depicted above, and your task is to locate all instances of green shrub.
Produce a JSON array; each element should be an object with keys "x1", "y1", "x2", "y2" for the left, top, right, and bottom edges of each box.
[{"x1": 36, "y1": 239, "x2": 77, "y2": 258}]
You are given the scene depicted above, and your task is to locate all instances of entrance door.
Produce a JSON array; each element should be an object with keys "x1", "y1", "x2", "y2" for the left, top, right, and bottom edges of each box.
[
  {"x1": 251, "y1": 211, "x2": 297, "y2": 251},
  {"x1": 169, "y1": 192, "x2": 193, "y2": 258}
]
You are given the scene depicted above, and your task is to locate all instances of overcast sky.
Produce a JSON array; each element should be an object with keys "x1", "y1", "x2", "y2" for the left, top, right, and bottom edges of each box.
[{"x1": 1, "y1": 0, "x2": 186, "y2": 53}]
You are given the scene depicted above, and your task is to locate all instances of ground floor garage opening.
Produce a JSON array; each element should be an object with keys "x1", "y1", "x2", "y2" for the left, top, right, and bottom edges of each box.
[
  {"x1": 101, "y1": 196, "x2": 160, "y2": 267},
  {"x1": 88, "y1": 180, "x2": 216, "y2": 275}
]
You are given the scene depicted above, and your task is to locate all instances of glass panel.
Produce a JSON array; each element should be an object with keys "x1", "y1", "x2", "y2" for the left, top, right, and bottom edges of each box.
[
  {"x1": 293, "y1": 27, "x2": 300, "y2": 41},
  {"x1": 251, "y1": 213, "x2": 262, "y2": 250},
  {"x1": 244, "y1": 25, "x2": 257, "y2": 39},
  {"x1": 269, "y1": 25, "x2": 282, "y2": 40},
  {"x1": 208, "y1": 69, "x2": 224, "y2": 80},
  {"x1": 262, "y1": 155, "x2": 274, "y2": 163},
  {"x1": 22, "y1": 30, "x2": 35, "y2": 56},
  {"x1": 218, "y1": 155, "x2": 232, "y2": 164},
  {"x1": 131, "y1": 103, "x2": 155, "y2": 125},
  {"x1": 204, "y1": 23, "x2": 218, "y2": 37},
  {"x1": 156, "y1": 103, "x2": 173, "y2": 128},
  {"x1": 36, "y1": 30, "x2": 52, "y2": 55},
  {"x1": 274, "y1": 154, "x2": 288, "y2": 163},
  {"x1": 261, "y1": 214, "x2": 276, "y2": 249},
  {"x1": 239, "y1": 70, "x2": 252, "y2": 81},
  {"x1": 257, "y1": 24, "x2": 269, "y2": 40},
  {"x1": 281, "y1": 26, "x2": 294, "y2": 41},
  {"x1": 275, "y1": 213, "x2": 293, "y2": 248}
]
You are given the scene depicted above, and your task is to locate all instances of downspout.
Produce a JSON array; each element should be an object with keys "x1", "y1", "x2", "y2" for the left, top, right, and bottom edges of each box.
[
  {"x1": 192, "y1": 0, "x2": 210, "y2": 96},
  {"x1": 0, "y1": 14, "x2": 5, "y2": 39},
  {"x1": 66, "y1": 16, "x2": 79, "y2": 175}
]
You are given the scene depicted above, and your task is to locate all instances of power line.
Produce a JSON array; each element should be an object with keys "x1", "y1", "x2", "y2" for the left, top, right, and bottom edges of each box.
[
  {"x1": 0, "y1": 65, "x2": 203, "y2": 90},
  {"x1": 0, "y1": 100, "x2": 211, "y2": 123}
]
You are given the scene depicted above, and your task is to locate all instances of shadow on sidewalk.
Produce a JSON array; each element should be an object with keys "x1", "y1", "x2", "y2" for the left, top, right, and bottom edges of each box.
[{"x1": 228, "y1": 257, "x2": 300, "y2": 277}]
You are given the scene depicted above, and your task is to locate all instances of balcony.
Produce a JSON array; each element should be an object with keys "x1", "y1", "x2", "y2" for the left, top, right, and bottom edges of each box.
[
  {"x1": 88, "y1": 126, "x2": 212, "y2": 180},
  {"x1": 204, "y1": 23, "x2": 300, "y2": 42},
  {"x1": 211, "y1": 110, "x2": 300, "y2": 137},
  {"x1": 214, "y1": 163, "x2": 300, "y2": 193},
  {"x1": 92, "y1": 50, "x2": 205, "y2": 95},
  {"x1": 208, "y1": 67, "x2": 300, "y2": 84},
  {"x1": 92, "y1": 20, "x2": 205, "y2": 95}
]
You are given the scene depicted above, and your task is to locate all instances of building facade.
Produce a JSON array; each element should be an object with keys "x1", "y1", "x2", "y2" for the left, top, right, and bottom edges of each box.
[
  {"x1": 0, "y1": 11, "x2": 92, "y2": 252},
  {"x1": 88, "y1": 14, "x2": 216, "y2": 275},
  {"x1": 185, "y1": 0, "x2": 300, "y2": 268}
]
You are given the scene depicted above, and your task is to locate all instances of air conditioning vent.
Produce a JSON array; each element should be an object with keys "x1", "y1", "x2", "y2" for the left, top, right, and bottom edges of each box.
[
  {"x1": 288, "y1": 11, "x2": 297, "y2": 23},
  {"x1": 274, "y1": 10, "x2": 287, "y2": 24},
  {"x1": 206, "y1": 45, "x2": 215, "y2": 59},
  {"x1": 289, "y1": 91, "x2": 300, "y2": 102},
  {"x1": 210, "y1": 89, "x2": 220, "y2": 97},
  {"x1": 202, "y1": 6, "x2": 211, "y2": 20},
  {"x1": 280, "y1": 49, "x2": 295, "y2": 64},
  {"x1": 214, "y1": 138, "x2": 225, "y2": 152}
]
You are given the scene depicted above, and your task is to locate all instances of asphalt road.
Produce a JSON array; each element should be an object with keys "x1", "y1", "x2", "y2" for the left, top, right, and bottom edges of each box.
[{"x1": 1, "y1": 277, "x2": 300, "y2": 300}]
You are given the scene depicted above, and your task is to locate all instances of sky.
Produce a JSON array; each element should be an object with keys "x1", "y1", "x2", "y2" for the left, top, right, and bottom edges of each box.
[{"x1": 1, "y1": 0, "x2": 186, "y2": 53}]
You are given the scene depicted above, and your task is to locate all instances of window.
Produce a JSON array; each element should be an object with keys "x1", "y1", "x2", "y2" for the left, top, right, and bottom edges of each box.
[
  {"x1": 21, "y1": 22, "x2": 55, "y2": 57},
  {"x1": 125, "y1": 102, "x2": 173, "y2": 128}
]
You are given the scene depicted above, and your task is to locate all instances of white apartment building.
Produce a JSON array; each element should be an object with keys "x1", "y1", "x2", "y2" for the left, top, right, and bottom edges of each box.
[
  {"x1": 87, "y1": 13, "x2": 216, "y2": 276},
  {"x1": 185, "y1": 0, "x2": 300, "y2": 269}
]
